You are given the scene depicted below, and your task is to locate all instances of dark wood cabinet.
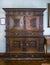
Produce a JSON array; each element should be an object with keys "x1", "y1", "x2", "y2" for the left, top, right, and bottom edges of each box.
[{"x1": 3, "y1": 8, "x2": 46, "y2": 60}]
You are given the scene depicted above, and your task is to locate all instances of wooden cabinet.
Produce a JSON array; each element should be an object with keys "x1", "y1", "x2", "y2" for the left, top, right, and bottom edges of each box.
[{"x1": 3, "y1": 8, "x2": 46, "y2": 60}]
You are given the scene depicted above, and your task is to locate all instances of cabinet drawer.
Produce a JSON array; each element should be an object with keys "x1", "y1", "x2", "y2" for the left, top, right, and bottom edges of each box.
[{"x1": 6, "y1": 31, "x2": 43, "y2": 37}]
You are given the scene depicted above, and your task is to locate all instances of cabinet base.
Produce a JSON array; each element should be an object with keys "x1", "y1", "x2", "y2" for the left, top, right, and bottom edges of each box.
[{"x1": 4, "y1": 53, "x2": 45, "y2": 60}]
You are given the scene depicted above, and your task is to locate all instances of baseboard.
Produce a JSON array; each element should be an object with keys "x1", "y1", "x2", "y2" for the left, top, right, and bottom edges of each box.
[
  {"x1": 0, "y1": 53, "x2": 5, "y2": 57},
  {"x1": 46, "y1": 53, "x2": 50, "y2": 58}
]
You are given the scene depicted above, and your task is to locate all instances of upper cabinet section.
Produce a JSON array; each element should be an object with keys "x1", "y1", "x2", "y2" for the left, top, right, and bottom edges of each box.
[{"x1": 3, "y1": 8, "x2": 46, "y2": 31}]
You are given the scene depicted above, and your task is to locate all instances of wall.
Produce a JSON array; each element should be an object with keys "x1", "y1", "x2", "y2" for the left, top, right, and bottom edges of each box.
[{"x1": 0, "y1": 0, "x2": 50, "y2": 52}]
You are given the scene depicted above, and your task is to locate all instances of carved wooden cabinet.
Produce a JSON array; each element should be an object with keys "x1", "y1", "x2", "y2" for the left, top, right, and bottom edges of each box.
[{"x1": 3, "y1": 8, "x2": 46, "y2": 60}]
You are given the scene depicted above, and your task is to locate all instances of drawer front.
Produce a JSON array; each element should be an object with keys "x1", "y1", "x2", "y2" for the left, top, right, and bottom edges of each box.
[{"x1": 6, "y1": 31, "x2": 43, "y2": 37}]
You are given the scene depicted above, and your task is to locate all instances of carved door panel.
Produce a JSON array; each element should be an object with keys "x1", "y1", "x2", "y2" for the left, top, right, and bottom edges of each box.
[
  {"x1": 26, "y1": 38, "x2": 39, "y2": 53},
  {"x1": 25, "y1": 16, "x2": 39, "y2": 30},
  {"x1": 9, "y1": 16, "x2": 24, "y2": 30},
  {"x1": 9, "y1": 38, "x2": 24, "y2": 53}
]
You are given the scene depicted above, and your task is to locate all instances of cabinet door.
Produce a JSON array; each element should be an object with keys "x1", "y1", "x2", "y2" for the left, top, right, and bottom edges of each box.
[
  {"x1": 9, "y1": 38, "x2": 24, "y2": 53},
  {"x1": 26, "y1": 38, "x2": 39, "y2": 53},
  {"x1": 9, "y1": 16, "x2": 24, "y2": 30},
  {"x1": 25, "y1": 16, "x2": 39, "y2": 30}
]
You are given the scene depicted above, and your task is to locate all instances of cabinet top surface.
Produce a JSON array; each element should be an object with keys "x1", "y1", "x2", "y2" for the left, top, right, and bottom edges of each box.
[{"x1": 3, "y1": 8, "x2": 46, "y2": 12}]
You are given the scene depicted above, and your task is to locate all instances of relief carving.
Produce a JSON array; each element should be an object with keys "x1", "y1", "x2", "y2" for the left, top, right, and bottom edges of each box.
[{"x1": 30, "y1": 18, "x2": 36, "y2": 27}]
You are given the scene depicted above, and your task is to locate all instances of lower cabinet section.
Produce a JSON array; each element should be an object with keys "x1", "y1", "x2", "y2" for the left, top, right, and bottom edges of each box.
[
  {"x1": 7, "y1": 37, "x2": 44, "y2": 53},
  {"x1": 6, "y1": 37, "x2": 45, "y2": 60}
]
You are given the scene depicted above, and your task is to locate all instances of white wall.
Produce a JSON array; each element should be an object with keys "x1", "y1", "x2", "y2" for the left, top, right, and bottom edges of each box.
[
  {"x1": 0, "y1": 25, "x2": 6, "y2": 52},
  {"x1": 0, "y1": 0, "x2": 50, "y2": 52}
]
